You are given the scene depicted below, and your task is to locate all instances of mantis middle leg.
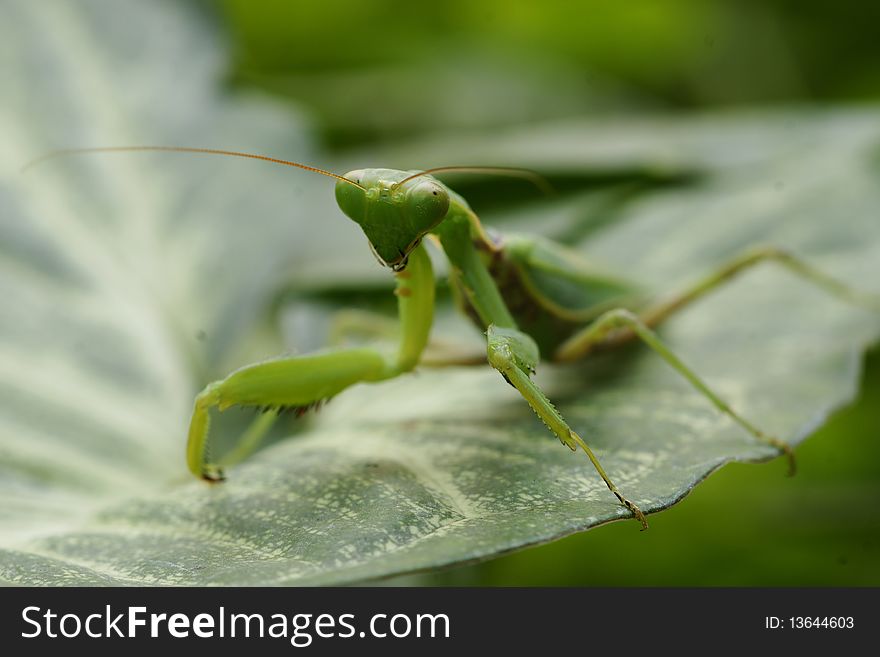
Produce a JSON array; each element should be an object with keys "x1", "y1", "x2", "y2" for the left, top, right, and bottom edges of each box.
[{"x1": 557, "y1": 307, "x2": 797, "y2": 474}]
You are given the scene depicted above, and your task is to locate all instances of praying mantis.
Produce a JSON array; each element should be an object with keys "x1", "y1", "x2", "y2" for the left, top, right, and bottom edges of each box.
[{"x1": 32, "y1": 146, "x2": 880, "y2": 530}]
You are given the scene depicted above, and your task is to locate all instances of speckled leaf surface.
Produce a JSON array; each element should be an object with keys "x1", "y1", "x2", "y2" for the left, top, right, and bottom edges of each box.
[{"x1": 1, "y1": 0, "x2": 879, "y2": 585}]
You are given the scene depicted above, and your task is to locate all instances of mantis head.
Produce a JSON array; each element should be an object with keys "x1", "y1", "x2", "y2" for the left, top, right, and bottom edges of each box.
[{"x1": 335, "y1": 168, "x2": 450, "y2": 271}]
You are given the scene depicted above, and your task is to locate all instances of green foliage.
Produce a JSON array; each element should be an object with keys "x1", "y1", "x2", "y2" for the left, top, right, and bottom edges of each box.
[{"x1": 1, "y1": 0, "x2": 878, "y2": 585}]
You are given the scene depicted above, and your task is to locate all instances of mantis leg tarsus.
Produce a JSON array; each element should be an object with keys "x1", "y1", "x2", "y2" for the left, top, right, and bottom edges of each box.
[
  {"x1": 765, "y1": 435, "x2": 796, "y2": 476},
  {"x1": 486, "y1": 325, "x2": 648, "y2": 529},
  {"x1": 557, "y1": 308, "x2": 795, "y2": 470},
  {"x1": 567, "y1": 428, "x2": 648, "y2": 530},
  {"x1": 615, "y1": 490, "x2": 649, "y2": 531}
]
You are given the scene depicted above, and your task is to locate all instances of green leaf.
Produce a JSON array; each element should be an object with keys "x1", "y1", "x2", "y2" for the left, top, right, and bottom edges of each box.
[{"x1": 1, "y1": 1, "x2": 879, "y2": 585}]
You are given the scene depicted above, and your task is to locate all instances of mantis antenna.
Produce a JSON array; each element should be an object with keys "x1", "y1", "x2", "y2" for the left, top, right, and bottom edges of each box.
[
  {"x1": 21, "y1": 146, "x2": 366, "y2": 190},
  {"x1": 392, "y1": 166, "x2": 554, "y2": 195}
]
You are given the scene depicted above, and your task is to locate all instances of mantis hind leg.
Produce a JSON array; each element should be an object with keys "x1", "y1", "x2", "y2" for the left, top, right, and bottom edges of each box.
[
  {"x1": 641, "y1": 245, "x2": 880, "y2": 328},
  {"x1": 560, "y1": 245, "x2": 880, "y2": 358},
  {"x1": 556, "y1": 308, "x2": 797, "y2": 474},
  {"x1": 486, "y1": 325, "x2": 648, "y2": 529},
  {"x1": 554, "y1": 246, "x2": 880, "y2": 472}
]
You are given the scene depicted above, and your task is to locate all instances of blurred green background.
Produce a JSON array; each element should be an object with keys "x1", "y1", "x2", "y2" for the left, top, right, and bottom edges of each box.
[
  {"x1": 221, "y1": 0, "x2": 880, "y2": 147},
  {"x1": 211, "y1": 0, "x2": 880, "y2": 585}
]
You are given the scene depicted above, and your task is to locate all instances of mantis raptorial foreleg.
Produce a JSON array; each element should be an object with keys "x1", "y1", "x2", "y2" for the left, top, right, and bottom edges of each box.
[{"x1": 187, "y1": 243, "x2": 436, "y2": 481}]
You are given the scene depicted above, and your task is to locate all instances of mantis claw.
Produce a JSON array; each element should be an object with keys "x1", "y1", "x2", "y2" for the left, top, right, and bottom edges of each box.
[
  {"x1": 765, "y1": 437, "x2": 796, "y2": 476},
  {"x1": 201, "y1": 466, "x2": 225, "y2": 483},
  {"x1": 613, "y1": 490, "x2": 648, "y2": 530},
  {"x1": 631, "y1": 502, "x2": 649, "y2": 531}
]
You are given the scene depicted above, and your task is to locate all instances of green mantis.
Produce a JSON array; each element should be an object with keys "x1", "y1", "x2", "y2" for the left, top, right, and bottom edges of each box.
[{"x1": 33, "y1": 147, "x2": 880, "y2": 530}]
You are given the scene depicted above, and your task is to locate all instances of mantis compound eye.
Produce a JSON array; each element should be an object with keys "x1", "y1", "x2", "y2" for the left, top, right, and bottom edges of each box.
[
  {"x1": 404, "y1": 180, "x2": 450, "y2": 233},
  {"x1": 335, "y1": 170, "x2": 367, "y2": 223}
]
